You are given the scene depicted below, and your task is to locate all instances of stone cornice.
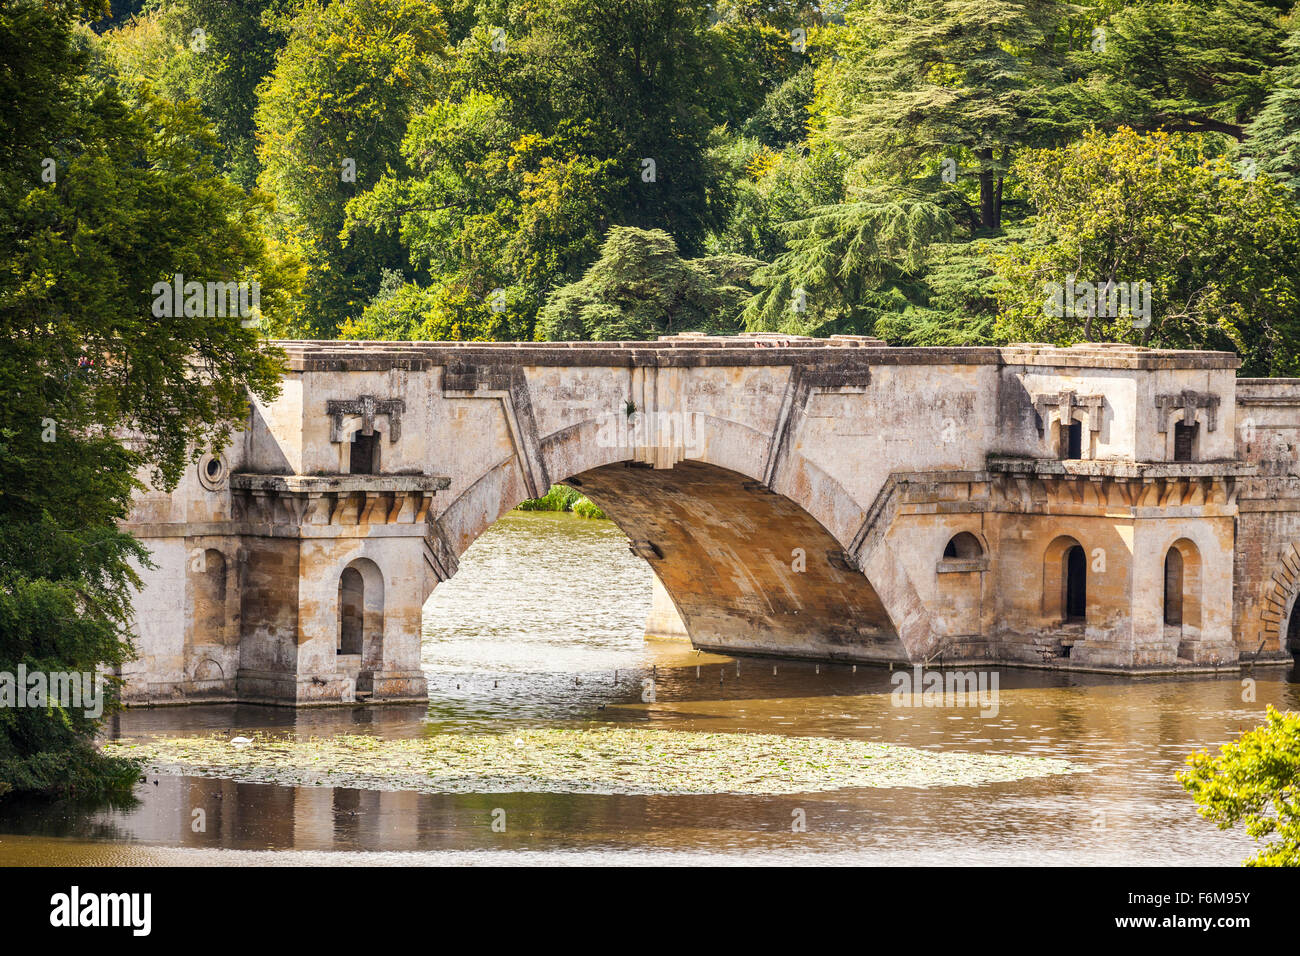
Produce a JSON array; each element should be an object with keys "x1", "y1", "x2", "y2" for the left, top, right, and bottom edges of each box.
[
  {"x1": 986, "y1": 456, "x2": 1255, "y2": 479},
  {"x1": 230, "y1": 473, "x2": 449, "y2": 494},
  {"x1": 229, "y1": 473, "x2": 450, "y2": 529},
  {"x1": 273, "y1": 339, "x2": 1240, "y2": 373}
]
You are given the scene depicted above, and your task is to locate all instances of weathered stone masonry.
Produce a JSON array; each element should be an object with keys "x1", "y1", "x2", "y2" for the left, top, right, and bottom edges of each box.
[{"x1": 119, "y1": 334, "x2": 1300, "y2": 705}]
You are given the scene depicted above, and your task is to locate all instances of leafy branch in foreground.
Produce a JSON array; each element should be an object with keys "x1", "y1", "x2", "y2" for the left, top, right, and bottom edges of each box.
[{"x1": 1178, "y1": 705, "x2": 1300, "y2": 867}]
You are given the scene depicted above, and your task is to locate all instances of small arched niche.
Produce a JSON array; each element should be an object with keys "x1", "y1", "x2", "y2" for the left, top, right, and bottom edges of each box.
[
  {"x1": 1163, "y1": 538, "x2": 1202, "y2": 637},
  {"x1": 936, "y1": 531, "x2": 987, "y2": 638},
  {"x1": 336, "y1": 557, "x2": 385, "y2": 692},
  {"x1": 943, "y1": 532, "x2": 984, "y2": 560},
  {"x1": 1043, "y1": 535, "x2": 1086, "y2": 625}
]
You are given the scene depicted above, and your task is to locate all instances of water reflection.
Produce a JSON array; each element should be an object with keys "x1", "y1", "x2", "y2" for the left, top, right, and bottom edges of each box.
[{"x1": 2, "y1": 511, "x2": 1296, "y2": 865}]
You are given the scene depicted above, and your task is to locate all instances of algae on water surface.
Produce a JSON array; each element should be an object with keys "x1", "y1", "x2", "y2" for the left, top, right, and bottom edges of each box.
[{"x1": 106, "y1": 727, "x2": 1084, "y2": 796}]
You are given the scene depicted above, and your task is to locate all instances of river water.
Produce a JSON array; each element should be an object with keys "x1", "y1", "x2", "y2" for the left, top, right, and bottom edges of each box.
[{"x1": 1, "y1": 511, "x2": 1295, "y2": 865}]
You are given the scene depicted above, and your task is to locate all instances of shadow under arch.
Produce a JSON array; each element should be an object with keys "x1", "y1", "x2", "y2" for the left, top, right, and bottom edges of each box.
[
  {"x1": 424, "y1": 410, "x2": 909, "y2": 662},
  {"x1": 566, "y1": 459, "x2": 905, "y2": 662},
  {"x1": 426, "y1": 463, "x2": 904, "y2": 665},
  {"x1": 1284, "y1": 592, "x2": 1300, "y2": 662}
]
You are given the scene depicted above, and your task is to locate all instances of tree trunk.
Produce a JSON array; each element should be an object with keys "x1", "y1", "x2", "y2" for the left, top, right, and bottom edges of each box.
[{"x1": 976, "y1": 148, "x2": 998, "y2": 231}]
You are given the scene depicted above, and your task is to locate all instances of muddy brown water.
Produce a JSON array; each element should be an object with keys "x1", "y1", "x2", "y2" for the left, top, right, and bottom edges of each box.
[{"x1": 1, "y1": 510, "x2": 1295, "y2": 865}]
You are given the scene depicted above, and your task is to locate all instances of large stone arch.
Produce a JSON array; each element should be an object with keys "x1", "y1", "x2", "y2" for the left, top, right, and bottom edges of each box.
[{"x1": 422, "y1": 410, "x2": 913, "y2": 663}]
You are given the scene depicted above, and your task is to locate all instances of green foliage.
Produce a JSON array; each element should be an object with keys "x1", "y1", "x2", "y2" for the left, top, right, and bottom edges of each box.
[
  {"x1": 994, "y1": 127, "x2": 1300, "y2": 374},
  {"x1": 103, "y1": 0, "x2": 292, "y2": 188},
  {"x1": 1, "y1": 0, "x2": 287, "y2": 797},
  {"x1": 255, "y1": 0, "x2": 448, "y2": 335},
  {"x1": 344, "y1": 90, "x2": 618, "y2": 340},
  {"x1": 454, "y1": 0, "x2": 733, "y2": 252},
  {"x1": 1080, "y1": 0, "x2": 1286, "y2": 141},
  {"x1": 571, "y1": 496, "x2": 606, "y2": 519},
  {"x1": 710, "y1": 137, "x2": 850, "y2": 261},
  {"x1": 825, "y1": 0, "x2": 1078, "y2": 231},
  {"x1": 89, "y1": 0, "x2": 1300, "y2": 372},
  {"x1": 742, "y1": 65, "x2": 817, "y2": 150},
  {"x1": 742, "y1": 189, "x2": 953, "y2": 334},
  {"x1": 1179, "y1": 705, "x2": 1300, "y2": 867},
  {"x1": 1247, "y1": 18, "x2": 1300, "y2": 196},
  {"x1": 343, "y1": 0, "x2": 746, "y2": 339},
  {"x1": 872, "y1": 233, "x2": 1022, "y2": 346},
  {"x1": 515, "y1": 484, "x2": 606, "y2": 519},
  {"x1": 340, "y1": 271, "x2": 521, "y2": 342},
  {"x1": 536, "y1": 227, "x2": 761, "y2": 340}
]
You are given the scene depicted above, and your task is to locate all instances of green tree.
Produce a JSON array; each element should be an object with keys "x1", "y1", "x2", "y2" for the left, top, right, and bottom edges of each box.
[
  {"x1": 1083, "y1": 0, "x2": 1286, "y2": 141},
  {"x1": 535, "y1": 226, "x2": 761, "y2": 340},
  {"x1": 343, "y1": 90, "x2": 619, "y2": 340},
  {"x1": 103, "y1": 0, "x2": 292, "y2": 188},
  {"x1": 708, "y1": 137, "x2": 849, "y2": 262},
  {"x1": 994, "y1": 127, "x2": 1300, "y2": 375},
  {"x1": 347, "y1": 1, "x2": 743, "y2": 340},
  {"x1": 708, "y1": 0, "x2": 815, "y2": 132},
  {"x1": 0, "y1": 0, "x2": 287, "y2": 797},
  {"x1": 254, "y1": 0, "x2": 448, "y2": 336},
  {"x1": 871, "y1": 233, "x2": 1022, "y2": 347},
  {"x1": 449, "y1": 0, "x2": 735, "y2": 256},
  {"x1": 1179, "y1": 705, "x2": 1300, "y2": 867},
  {"x1": 826, "y1": 0, "x2": 1077, "y2": 232},
  {"x1": 741, "y1": 188, "x2": 953, "y2": 334},
  {"x1": 742, "y1": 65, "x2": 817, "y2": 150},
  {"x1": 1246, "y1": 18, "x2": 1300, "y2": 196}
]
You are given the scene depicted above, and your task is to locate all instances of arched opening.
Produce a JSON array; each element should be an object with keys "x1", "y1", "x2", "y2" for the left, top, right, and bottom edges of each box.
[
  {"x1": 426, "y1": 459, "x2": 911, "y2": 663},
  {"x1": 943, "y1": 532, "x2": 983, "y2": 559},
  {"x1": 336, "y1": 558, "x2": 385, "y2": 693},
  {"x1": 1163, "y1": 538, "x2": 1203, "y2": 644},
  {"x1": 1042, "y1": 536, "x2": 1086, "y2": 628},
  {"x1": 1164, "y1": 548, "x2": 1184, "y2": 626},
  {"x1": 187, "y1": 548, "x2": 228, "y2": 680},
  {"x1": 338, "y1": 567, "x2": 364, "y2": 655},
  {"x1": 1065, "y1": 545, "x2": 1086, "y2": 621}
]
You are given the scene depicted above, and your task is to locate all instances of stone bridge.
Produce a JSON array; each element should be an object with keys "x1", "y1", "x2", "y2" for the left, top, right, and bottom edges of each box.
[{"x1": 121, "y1": 334, "x2": 1300, "y2": 704}]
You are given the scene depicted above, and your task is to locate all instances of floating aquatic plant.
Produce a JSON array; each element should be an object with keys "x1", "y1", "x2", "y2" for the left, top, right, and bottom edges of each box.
[{"x1": 105, "y1": 728, "x2": 1083, "y2": 796}]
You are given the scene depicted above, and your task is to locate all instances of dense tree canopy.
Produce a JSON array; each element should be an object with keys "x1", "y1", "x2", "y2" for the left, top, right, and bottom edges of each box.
[
  {"x1": 255, "y1": 0, "x2": 447, "y2": 335},
  {"x1": 90, "y1": 0, "x2": 1300, "y2": 352},
  {"x1": 995, "y1": 127, "x2": 1300, "y2": 374},
  {"x1": 1, "y1": 0, "x2": 289, "y2": 796},
  {"x1": 1248, "y1": 16, "x2": 1300, "y2": 196}
]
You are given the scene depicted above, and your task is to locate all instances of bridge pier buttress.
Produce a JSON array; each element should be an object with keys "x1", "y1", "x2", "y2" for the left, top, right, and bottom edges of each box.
[{"x1": 226, "y1": 475, "x2": 446, "y2": 705}]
